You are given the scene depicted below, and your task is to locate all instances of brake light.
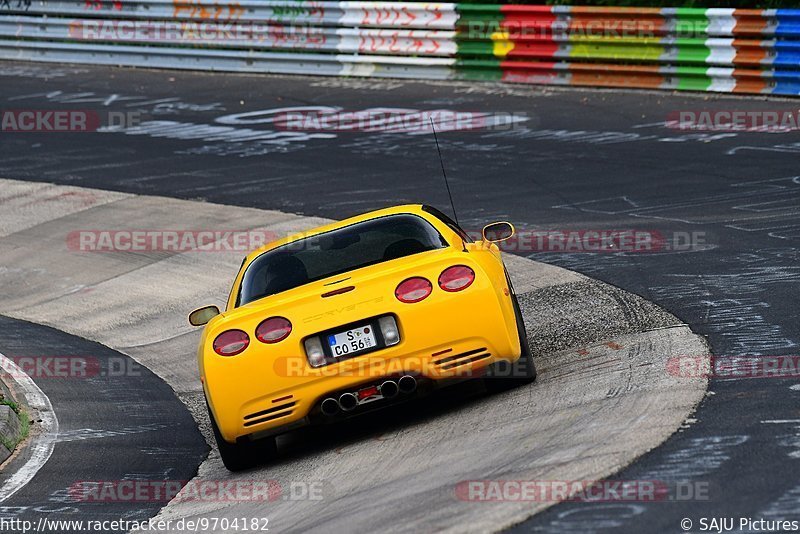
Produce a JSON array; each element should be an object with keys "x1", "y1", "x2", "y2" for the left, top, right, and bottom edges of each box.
[
  {"x1": 213, "y1": 330, "x2": 250, "y2": 356},
  {"x1": 438, "y1": 265, "x2": 475, "y2": 292},
  {"x1": 256, "y1": 317, "x2": 292, "y2": 343},
  {"x1": 395, "y1": 277, "x2": 432, "y2": 303}
]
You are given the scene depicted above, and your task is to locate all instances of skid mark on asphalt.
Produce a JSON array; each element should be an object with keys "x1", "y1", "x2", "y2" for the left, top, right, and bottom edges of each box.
[{"x1": 55, "y1": 424, "x2": 170, "y2": 443}]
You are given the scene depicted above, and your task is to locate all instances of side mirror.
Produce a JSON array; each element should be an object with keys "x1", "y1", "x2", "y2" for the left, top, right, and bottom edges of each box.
[
  {"x1": 188, "y1": 305, "x2": 220, "y2": 326},
  {"x1": 482, "y1": 222, "x2": 515, "y2": 243}
]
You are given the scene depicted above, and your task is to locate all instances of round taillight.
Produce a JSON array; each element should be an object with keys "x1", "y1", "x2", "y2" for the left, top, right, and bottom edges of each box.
[
  {"x1": 438, "y1": 265, "x2": 475, "y2": 292},
  {"x1": 213, "y1": 330, "x2": 250, "y2": 356},
  {"x1": 395, "y1": 277, "x2": 433, "y2": 303},
  {"x1": 256, "y1": 317, "x2": 292, "y2": 343}
]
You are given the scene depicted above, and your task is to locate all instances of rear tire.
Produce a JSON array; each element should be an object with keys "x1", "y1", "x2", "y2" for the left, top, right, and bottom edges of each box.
[
  {"x1": 207, "y1": 402, "x2": 277, "y2": 472},
  {"x1": 485, "y1": 293, "x2": 537, "y2": 391}
]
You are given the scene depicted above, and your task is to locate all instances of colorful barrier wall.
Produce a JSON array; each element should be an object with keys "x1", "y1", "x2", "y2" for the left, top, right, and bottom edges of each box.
[
  {"x1": 456, "y1": 5, "x2": 800, "y2": 94},
  {"x1": 0, "y1": 2, "x2": 798, "y2": 96}
]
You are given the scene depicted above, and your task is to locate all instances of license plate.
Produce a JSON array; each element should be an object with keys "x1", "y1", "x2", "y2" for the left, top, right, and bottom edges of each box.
[{"x1": 328, "y1": 325, "x2": 377, "y2": 357}]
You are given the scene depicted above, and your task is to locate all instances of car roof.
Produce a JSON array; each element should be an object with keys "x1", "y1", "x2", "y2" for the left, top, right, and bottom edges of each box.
[{"x1": 244, "y1": 204, "x2": 430, "y2": 264}]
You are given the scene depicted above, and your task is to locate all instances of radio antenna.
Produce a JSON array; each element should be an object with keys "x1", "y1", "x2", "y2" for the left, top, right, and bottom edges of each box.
[{"x1": 430, "y1": 117, "x2": 459, "y2": 226}]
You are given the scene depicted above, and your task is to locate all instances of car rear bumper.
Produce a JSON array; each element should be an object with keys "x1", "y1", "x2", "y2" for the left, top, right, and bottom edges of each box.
[
  {"x1": 204, "y1": 275, "x2": 520, "y2": 442},
  {"x1": 209, "y1": 333, "x2": 520, "y2": 442}
]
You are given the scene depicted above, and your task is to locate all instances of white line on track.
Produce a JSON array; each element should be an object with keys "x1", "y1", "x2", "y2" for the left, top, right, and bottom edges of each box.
[{"x1": 0, "y1": 351, "x2": 59, "y2": 502}]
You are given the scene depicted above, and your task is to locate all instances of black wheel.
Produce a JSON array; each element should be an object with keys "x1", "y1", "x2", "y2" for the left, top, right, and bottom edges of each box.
[
  {"x1": 485, "y1": 293, "x2": 537, "y2": 391},
  {"x1": 207, "y1": 402, "x2": 277, "y2": 472}
]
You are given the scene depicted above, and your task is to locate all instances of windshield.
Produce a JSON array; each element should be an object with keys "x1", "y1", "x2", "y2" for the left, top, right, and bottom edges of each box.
[{"x1": 237, "y1": 214, "x2": 447, "y2": 306}]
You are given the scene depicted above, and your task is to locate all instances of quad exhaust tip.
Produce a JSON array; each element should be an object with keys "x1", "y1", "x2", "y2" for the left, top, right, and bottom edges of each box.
[
  {"x1": 380, "y1": 380, "x2": 399, "y2": 399},
  {"x1": 321, "y1": 397, "x2": 340, "y2": 416},
  {"x1": 398, "y1": 375, "x2": 417, "y2": 394},
  {"x1": 339, "y1": 392, "x2": 358, "y2": 412},
  {"x1": 324, "y1": 376, "x2": 417, "y2": 416}
]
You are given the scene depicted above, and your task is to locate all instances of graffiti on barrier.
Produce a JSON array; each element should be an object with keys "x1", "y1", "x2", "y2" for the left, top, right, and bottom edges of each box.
[
  {"x1": 83, "y1": 0, "x2": 121, "y2": 11},
  {"x1": 269, "y1": 25, "x2": 326, "y2": 47},
  {"x1": 357, "y1": 33, "x2": 442, "y2": 55},
  {"x1": 271, "y1": 2, "x2": 324, "y2": 22},
  {"x1": 172, "y1": 0, "x2": 244, "y2": 21},
  {"x1": 359, "y1": 6, "x2": 442, "y2": 27}
]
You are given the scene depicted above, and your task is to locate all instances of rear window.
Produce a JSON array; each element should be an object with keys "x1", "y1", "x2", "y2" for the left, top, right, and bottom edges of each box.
[{"x1": 237, "y1": 214, "x2": 447, "y2": 306}]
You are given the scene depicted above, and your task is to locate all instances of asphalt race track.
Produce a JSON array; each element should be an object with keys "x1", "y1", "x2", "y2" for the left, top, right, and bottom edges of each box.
[
  {"x1": 0, "y1": 178, "x2": 707, "y2": 532},
  {"x1": 0, "y1": 316, "x2": 208, "y2": 534},
  {"x1": 1, "y1": 62, "x2": 800, "y2": 532}
]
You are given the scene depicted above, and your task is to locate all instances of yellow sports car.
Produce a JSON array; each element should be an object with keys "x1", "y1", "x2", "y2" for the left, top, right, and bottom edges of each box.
[{"x1": 189, "y1": 205, "x2": 535, "y2": 471}]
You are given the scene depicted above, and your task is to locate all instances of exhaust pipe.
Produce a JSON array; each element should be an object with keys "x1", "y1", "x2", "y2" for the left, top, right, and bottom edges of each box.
[
  {"x1": 339, "y1": 392, "x2": 358, "y2": 412},
  {"x1": 398, "y1": 375, "x2": 417, "y2": 394},
  {"x1": 321, "y1": 397, "x2": 340, "y2": 416},
  {"x1": 380, "y1": 380, "x2": 399, "y2": 399}
]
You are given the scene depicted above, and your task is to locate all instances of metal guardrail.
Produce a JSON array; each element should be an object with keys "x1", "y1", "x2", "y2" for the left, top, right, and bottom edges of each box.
[
  {"x1": 0, "y1": 39, "x2": 456, "y2": 78},
  {"x1": 0, "y1": 1, "x2": 798, "y2": 96},
  {"x1": 2, "y1": 1, "x2": 458, "y2": 28},
  {"x1": 0, "y1": 16, "x2": 457, "y2": 55}
]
